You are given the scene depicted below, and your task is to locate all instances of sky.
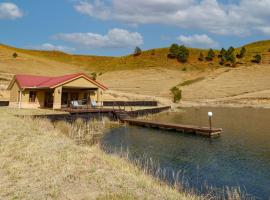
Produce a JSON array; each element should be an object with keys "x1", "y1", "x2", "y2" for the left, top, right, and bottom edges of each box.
[{"x1": 0, "y1": 0, "x2": 270, "y2": 56}]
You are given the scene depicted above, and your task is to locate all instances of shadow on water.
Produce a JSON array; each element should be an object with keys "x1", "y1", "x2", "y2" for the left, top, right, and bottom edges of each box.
[{"x1": 101, "y1": 107, "x2": 270, "y2": 199}]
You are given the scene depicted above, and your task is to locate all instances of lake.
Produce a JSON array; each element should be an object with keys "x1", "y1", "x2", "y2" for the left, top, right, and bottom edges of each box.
[{"x1": 101, "y1": 107, "x2": 270, "y2": 199}]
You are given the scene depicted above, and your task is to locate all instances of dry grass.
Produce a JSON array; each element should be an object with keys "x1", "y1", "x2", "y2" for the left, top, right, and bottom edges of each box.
[{"x1": 0, "y1": 107, "x2": 200, "y2": 200}]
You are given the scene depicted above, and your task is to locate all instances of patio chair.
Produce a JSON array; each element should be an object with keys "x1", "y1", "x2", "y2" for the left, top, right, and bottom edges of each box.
[
  {"x1": 91, "y1": 100, "x2": 97, "y2": 108},
  {"x1": 71, "y1": 100, "x2": 84, "y2": 109}
]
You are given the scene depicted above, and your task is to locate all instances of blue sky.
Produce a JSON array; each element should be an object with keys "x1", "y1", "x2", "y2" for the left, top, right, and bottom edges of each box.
[{"x1": 0, "y1": 0, "x2": 270, "y2": 56}]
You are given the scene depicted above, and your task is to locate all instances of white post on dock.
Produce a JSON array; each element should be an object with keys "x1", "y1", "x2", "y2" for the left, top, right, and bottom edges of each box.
[{"x1": 208, "y1": 112, "x2": 213, "y2": 134}]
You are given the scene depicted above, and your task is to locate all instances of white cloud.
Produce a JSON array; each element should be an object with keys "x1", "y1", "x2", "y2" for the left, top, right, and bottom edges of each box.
[
  {"x1": 30, "y1": 43, "x2": 75, "y2": 52},
  {"x1": 0, "y1": 2, "x2": 23, "y2": 19},
  {"x1": 73, "y1": 0, "x2": 270, "y2": 36},
  {"x1": 257, "y1": 27, "x2": 270, "y2": 35},
  {"x1": 177, "y1": 34, "x2": 219, "y2": 48},
  {"x1": 54, "y1": 28, "x2": 144, "y2": 49}
]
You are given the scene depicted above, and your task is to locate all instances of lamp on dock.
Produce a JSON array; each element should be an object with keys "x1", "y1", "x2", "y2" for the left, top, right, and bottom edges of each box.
[{"x1": 208, "y1": 111, "x2": 213, "y2": 131}]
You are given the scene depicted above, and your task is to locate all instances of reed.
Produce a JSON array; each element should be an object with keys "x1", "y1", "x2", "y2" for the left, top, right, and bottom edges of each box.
[
  {"x1": 103, "y1": 146, "x2": 254, "y2": 200},
  {"x1": 54, "y1": 117, "x2": 120, "y2": 145}
]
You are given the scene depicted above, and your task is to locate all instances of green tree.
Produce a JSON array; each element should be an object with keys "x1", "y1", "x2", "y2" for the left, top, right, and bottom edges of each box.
[
  {"x1": 218, "y1": 47, "x2": 236, "y2": 66},
  {"x1": 133, "y1": 46, "x2": 142, "y2": 56},
  {"x1": 219, "y1": 48, "x2": 226, "y2": 58},
  {"x1": 227, "y1": 46, "x2": 235, "y2": 55},
  {"x1": 13, "y1": 52, "x2": 18, "y2": 58},
  {"x1": 168, "y1": 43, "x2": 179, "y2": 58},
  {"x1": 226, "y1": 53, "x2": 236, "y2": 64},
  {"x1": 205, "y1": 48, "x2": 215, "y2": 61},
  {"x1": 198, "y1": 52, "x2": 204, "y2": 61},
  {"x1": 170, "y1": 86, "x2": 182, "y2": 103},
  {"x1": 237, "y1": 47, "x2": 246, "y2": 58},
  {"x1": 177, "y1": 45, "x2": 189, "y2": 63},
  {"x1": 252, "y1": 54, "x2": 262, "y2": 63}
]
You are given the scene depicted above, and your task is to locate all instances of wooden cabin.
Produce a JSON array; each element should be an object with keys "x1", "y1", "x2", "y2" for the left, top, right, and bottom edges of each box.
[{"x1": 7, "y1": 73, "x2": 107, "y2": 109}]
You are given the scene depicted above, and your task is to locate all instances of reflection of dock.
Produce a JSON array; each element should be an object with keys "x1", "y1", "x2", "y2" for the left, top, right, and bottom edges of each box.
[{"x1": 122, "y1": 118, "x2": 222, "y2": 138}]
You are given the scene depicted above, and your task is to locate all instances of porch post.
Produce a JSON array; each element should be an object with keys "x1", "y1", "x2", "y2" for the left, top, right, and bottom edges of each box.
[
  {"x1": 53, "y1": 86, "x2": 62, "y2": 110},
  {"x1": 18, "y1": 90, "x2": 22, "y2": 109},
  {"x1": 97, "y1": 88, "x2": 103, "y2": 106}
]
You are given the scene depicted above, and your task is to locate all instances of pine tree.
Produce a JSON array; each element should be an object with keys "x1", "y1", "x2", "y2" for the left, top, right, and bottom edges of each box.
[
  {"x1": 205, "y1": 48, "x2": 215, "y2": 61},
  {"x1": 134, "y1": 46, "x2": 142, "y2": 56},
  {"x1": 177, "y1": 45, "x2": 189, "y2": 63},
  {"x1": 168, "y1": 43, "x2": 179, "y2": 58}
]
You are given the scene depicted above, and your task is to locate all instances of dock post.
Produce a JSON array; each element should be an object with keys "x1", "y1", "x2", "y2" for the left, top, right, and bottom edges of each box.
[{"x1": 208, "y1": 111, "x2": 213, "y2": 136}]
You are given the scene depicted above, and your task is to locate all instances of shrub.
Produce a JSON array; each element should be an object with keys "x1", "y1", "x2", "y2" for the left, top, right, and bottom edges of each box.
[
  {"x1": 205, "y1": 48, "x2": 215, "y2": 61},
  {"x1": 252, "y1": 54, "x2": 262, "y2": 63},
  {"x1": 170, "y1": 86, "x2": 182, "y2": 103},
  {"x1": 237, "y1": 47, "x2": 246, "y2": 58},
  {"x1": 91, "y1": 72, "x2": 97, "y2": 80},
  {"x1": 133, "y1": 46, "x2": 142, "y2": 56},
  {"x1": 198, "y1": 52, "x2": 204, "y2": 61},
  {"x1": 168, "y1": 43, "x2": 179, "y2": 58},
  {"x1": 13, "y1": 52, "x2": 18, "y2": 58},
  {"x1": 177, "y1": 45, "x2": 189, "y2": 63}
]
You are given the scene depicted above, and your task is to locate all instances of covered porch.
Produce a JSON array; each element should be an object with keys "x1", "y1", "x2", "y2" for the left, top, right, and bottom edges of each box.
[{"x1": 45, "y1": 86, "x2": 102, "y2": 110}]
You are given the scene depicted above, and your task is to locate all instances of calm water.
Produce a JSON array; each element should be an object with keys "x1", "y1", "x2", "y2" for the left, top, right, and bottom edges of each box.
[{"x1": 101, "y1": 107, "x2": 270, "y2": 199}]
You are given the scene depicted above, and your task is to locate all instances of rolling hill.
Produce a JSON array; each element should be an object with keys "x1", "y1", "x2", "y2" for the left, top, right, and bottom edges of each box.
[
  {"x1": 1, "y1": 39, "x2": 269, "y2": 75},
  {"x1": 0, "y1": 40, "x2": 270, "y2": 103}
]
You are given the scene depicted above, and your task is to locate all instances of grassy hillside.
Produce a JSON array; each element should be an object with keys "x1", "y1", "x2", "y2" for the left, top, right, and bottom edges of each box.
[{"x1": 1, "y1": 40, "x2": 270, "y2": 75}]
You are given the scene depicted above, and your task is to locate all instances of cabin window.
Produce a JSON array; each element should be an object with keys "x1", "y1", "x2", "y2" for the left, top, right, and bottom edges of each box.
[{"x1": 29, "y1": 91, "x2": 37, "y2": 102}]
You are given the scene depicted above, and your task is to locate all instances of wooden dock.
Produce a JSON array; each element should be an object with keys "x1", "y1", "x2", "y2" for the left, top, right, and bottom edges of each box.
[{"x1": 122, "y1": 118, "x2": 222, "y2": 138}]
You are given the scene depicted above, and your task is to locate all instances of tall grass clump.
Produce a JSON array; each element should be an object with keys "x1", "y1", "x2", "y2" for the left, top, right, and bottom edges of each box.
[
  {"x1": 170, "y1": 86, "x2": 182, "y2": 103},
  {"x1": 54, "y1": 118, "x2": 119, "y2": 145}
]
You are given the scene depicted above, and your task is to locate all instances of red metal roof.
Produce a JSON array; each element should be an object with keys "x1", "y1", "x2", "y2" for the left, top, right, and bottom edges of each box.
[{"x1": 14, "y1": 73, "x2": 108, "y2": 90}]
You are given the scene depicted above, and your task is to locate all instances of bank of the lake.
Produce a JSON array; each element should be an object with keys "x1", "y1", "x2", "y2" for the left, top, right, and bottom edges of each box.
[
  {"x1": 0, "y1": 107, "x2": 198, "y2": 200},
  {"x1": 102, "y1": 107, "x2": 270, "y2": 199}
]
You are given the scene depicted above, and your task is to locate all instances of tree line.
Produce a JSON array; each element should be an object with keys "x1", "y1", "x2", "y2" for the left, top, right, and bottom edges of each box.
[{"x1": 167, "y1": 44, "x2": 262, "y2": 66}]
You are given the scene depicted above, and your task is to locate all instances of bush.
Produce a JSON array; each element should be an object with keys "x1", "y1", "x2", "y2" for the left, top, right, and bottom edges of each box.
[
  {"x1": 198, "y1": 52, "x2": 204, "y2": 61},
  {"x1": 133, "y1": 46, "x2": 142, "y2": 56},
  {"x1": 168, "y1": 43, "x2": 179, "y2": 58},
  {"x1": 177, "y1": 45, "x2": 189, "y2": 63},
  {"x1": 91, "y1": 72, "x2": 97, "y2": 80},
  {"x1": 170, "y1": 86, "x2": 182, "y2": 103},
  {"x1": 13, "y1": 52, "x2": 18, "y2": 58},
  {"x1": 252, "y1": 54, "x2": 262, "y2": 63},
  {"x1": 205, "y1": 48, "x2": 215, "y2": 61}
]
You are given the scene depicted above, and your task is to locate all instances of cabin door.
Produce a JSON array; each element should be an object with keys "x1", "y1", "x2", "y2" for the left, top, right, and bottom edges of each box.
[
  {"x1": 61, "y1": 92, "x2": 68, "y2": 107},
  {"x1": 44, "y1": 91, "x2": 54, "y2": 108}
]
